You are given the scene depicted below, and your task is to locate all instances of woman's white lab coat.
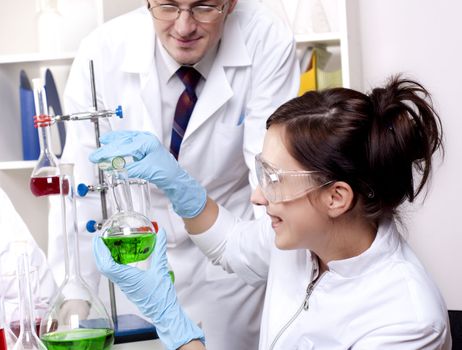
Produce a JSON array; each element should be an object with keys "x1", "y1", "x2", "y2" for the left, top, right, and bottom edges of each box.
[
  {"x1": 0, "y1": 188, "x2": 57, "y2": 322},
  {"x1": 47, "y1": 1, "x2": 300, "y2": 349},
  {"x1": 191, "y1": 207, "x2": 452, "y2": 349}
]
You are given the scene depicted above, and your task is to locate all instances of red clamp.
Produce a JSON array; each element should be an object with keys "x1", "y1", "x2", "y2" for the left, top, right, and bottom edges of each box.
[{"x1": 33, "y1": 114, "x2": 52, "y2": 128}]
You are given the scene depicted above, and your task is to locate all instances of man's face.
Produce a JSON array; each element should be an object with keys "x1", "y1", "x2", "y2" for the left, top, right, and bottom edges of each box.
[{"x1": 149, "y1": 0, "x2": 237, "y2": 65}]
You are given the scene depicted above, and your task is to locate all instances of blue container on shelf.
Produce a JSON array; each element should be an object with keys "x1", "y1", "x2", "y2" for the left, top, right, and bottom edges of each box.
[{"x1": 19, "y1": 70, "x2": 39, "y2": 160}]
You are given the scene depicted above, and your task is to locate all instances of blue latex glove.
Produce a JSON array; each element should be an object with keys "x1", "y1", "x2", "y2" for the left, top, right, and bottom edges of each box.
[
  {"x1": 93, "y1": 228, "x2": 205, "y2": 350},
  {"x1": 89, "y1": 131, "x2": 206, "y2": 218}
]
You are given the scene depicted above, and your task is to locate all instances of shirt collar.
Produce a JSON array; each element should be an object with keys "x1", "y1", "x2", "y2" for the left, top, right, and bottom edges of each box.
[
  {"x1": 326, "y1": 218, "x2": 401, "y2": 277},
  {"x1": 156, "y1": 37, "x2": 217, "y2": 83}
]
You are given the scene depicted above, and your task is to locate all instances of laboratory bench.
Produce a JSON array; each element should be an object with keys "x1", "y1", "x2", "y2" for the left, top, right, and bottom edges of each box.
[{"x1": 114, "y1": 339, "x2": 165, "y2": 349}]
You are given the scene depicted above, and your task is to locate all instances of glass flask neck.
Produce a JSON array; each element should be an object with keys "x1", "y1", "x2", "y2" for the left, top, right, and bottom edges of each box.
[
  {"x1": 14, "y1": 253, "x2": 46, "y2": 349},
  {"x1": 31, "y1": 78, "x2": 59, "y2": 178},
  {"x1": 59, "y1": 164, "x2": 83, "y2": 282},
  {"x1": 107, "y1": 169, "x2": 134, "y2": 213},
  {"x1": 37, "y1": 122, "x2": 58, "y2": 167}
]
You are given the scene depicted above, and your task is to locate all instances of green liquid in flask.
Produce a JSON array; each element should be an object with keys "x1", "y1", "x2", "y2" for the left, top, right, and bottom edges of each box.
[
  {"x1": 41, "y1": 328, "x2": 114, "y2": 350},
  {"x1": 103, "y1": 232, "x2": 156, "y2": 264}
]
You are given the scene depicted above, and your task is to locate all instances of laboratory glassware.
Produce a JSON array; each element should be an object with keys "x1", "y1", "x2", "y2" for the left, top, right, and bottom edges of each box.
[
  {"x1": 8, "y1": 266, "x2": 44, "y2": 339},
  {"x1": 127, "y1": 178, "x2": 176, "y2": 283},
  {"x1": 12, "y1": 250, "x2": 46, "y2": 350},
  {"x1": 39, "y1": 164, "x2": 114, "y2": 350},
  {"x1": 100, "y1": 165, "x2": 156, "y2": 265},
  {"x1": 0, "y1": 251, "x2": 18, "y2": 349},
  {"x1": 0, "y1": 296, "x2": 17, "y2": 349},
  {"x1": 29, "y1": 78, "x2": 60, "y2": 197}
]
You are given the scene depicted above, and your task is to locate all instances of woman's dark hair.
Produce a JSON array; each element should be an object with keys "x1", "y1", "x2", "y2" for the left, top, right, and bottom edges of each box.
[{"x1": 266, "y1": 75, "x2": 443, "y2": 220}]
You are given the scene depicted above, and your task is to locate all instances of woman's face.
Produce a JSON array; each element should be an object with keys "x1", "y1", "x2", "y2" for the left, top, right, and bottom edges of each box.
[{"x1": 251, "y1": 125, "x2": 329, "y2": 251}]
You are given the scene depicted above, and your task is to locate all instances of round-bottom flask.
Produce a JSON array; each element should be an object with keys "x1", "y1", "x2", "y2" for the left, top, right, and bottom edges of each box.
[
  {"x1": 29, "y1": 78, "x2": 60, "y2": 197},
  {"x1": 100, "y1": 168, "x2": 156, "y2": 265},
  {"x1": 40, "y1": 164, "x2": 114, "y2": 349}
]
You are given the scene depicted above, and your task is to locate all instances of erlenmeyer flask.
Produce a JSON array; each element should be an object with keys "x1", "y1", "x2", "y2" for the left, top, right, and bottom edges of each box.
[
  {"x1": 29, "y1": 78, "x2": 60, "y2": 197},
  {"x1": 12, "y1": 250, "x2": 46, "y2": 350},
  {"x1": 0, "y1": 251, "x2": 18, "y2": 350},
  {"x1": 0, "y1": 298, "x2": 17, "y2": 349},
  {"x1": 39, "y1": 164, "x2": 114, "y2": 349},
  {"x1": 100, "y1": 167, "x2": 156, "y2": 265}
]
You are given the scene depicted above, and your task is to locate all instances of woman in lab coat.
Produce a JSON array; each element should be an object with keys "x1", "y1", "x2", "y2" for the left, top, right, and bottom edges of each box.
[
  {"x1": 91, "y1": 76, "x2": 452, "y2": 349},
  {"x1": 47, "y1": 1, "x2": 299, "y2": 348},
  {"x1": 0, "y1": 187, "x2": 56, "y2": 323}
]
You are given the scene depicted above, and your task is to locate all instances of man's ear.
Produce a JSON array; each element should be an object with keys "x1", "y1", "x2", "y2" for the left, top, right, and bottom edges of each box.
[
  {"x1": 227, "y1": 0, "x2": 239, "y2": 14},
  {"x1": 321, "y1": 181, "x2": 354, "y2": 218}
]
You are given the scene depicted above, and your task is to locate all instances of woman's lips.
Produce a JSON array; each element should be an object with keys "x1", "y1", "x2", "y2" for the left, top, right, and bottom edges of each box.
[{"x1": 268, "y1": 213, "x2": 283, "y2": 229}]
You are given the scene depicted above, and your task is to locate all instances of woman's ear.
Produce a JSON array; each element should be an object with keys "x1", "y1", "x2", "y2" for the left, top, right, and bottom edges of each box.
[{"x1": 322, "y1": 181, "x2": 354, "y2": 218}]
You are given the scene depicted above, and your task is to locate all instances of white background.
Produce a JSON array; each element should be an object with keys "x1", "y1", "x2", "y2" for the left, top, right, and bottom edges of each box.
[{"x1": 355, "y1": 0, "x2": 462, "y2": 310}]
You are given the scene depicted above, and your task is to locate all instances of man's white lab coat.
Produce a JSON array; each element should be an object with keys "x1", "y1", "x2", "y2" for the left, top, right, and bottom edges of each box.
[
  {"x1": 47, "y1": 1, "x2": 300, "y2": 349},
  {"x1": 0, "y1": 188, "x2": 56, "y2": 322}
]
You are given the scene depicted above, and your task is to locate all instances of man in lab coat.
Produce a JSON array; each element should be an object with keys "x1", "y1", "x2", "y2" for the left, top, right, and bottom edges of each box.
[
  {"x1": 0, "y1": 187, "x2": 56, "y2": 323},
  {"x1": 48, "y1": 1, "x2": 299, "y2": 348}
]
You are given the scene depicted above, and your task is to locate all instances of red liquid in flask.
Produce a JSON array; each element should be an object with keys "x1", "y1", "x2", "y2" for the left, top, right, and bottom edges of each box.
[
  {"x1": 9, "y1": 318, "x2": 42, "y2": 338},
  {"x1": 30, "y1": 176, "x2": 68, "y2": 197},
  {"x1": 0, "y1": 328, "x2": 7, "y2": 350}
]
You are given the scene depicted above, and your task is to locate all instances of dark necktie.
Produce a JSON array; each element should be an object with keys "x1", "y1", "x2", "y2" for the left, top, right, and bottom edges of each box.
[{"x1": 170, "y1": 66, "x2": 202, "y2": 160}]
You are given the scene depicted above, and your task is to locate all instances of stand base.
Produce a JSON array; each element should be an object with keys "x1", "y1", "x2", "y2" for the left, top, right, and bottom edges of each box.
[{"x1": 114, "y1": 314, "x2": 158, "y2": 344}]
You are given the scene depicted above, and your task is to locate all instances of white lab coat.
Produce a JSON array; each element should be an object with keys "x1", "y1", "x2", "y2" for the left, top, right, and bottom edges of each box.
[
  {"x1": 47, "y1": 2, "x2": 299, "y2": 349},
  {"x1": 0, "y1": 188, "x2": 57, "y2": 322},
  {"x1": 191, "y1": 207, "x2": 452, "y2": 350}
]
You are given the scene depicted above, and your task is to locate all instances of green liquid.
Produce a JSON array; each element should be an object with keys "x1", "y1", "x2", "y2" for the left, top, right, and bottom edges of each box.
[
  {"x1": 103, "y1": 233, "x2": 156, "y2": 264},
  {"x1": 41, "y1": 328, "x2": 114, "y2": 350}
]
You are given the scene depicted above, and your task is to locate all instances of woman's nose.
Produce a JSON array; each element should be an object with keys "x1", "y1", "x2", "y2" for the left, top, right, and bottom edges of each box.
[{"x1": 251, "y1": 186, "x2": 269, "y2": 206}]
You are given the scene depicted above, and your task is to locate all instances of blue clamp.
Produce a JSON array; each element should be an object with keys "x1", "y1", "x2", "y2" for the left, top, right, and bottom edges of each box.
[
  {"x1": 115, "y1": 105, "x2": 123, "y2": 118},
  {"x1": 77, "y1": 183, "x2": 89, "y2": 197},
  {"x1": 86, "y1": 220, "x2": 97, "y2": 233}
]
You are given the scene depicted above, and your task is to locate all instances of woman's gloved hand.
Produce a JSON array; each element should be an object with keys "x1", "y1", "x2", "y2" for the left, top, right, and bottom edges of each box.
[
  {"x1": 89, "y1": 130, "x2": 206, "y2": 218},
  {"x1": 93, "y1": 228, "x2": 205, "y2": 350}
]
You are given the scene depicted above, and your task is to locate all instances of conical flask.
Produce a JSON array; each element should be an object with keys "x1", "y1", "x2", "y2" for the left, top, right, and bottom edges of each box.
[
  {"x1": 39, "y1": 164, "x2": 114, "y2": 349},
  {"x1": 99, "y1": 165, "x2": 156, "y2": 265},
  {"x1": 0, "y1": 250, "x2": 18, "y2": 349},
  {"x1": 29, "y1": 78, "x2": 60, "y2": 197},
  {"x1": 12, "y1": 250, "x2": 46, "y2": 350},
  {"x1": 0, "y1": 293, "x2": 17, "y2": 349}
]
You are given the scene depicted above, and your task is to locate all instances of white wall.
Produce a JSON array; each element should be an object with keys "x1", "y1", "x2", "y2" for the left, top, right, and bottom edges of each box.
[{"x1": 355, "y1": 0, "x2": 462, "y2": 309}]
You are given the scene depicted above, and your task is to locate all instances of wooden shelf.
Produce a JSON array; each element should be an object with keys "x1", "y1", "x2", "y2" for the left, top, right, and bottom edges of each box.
[
  {"x1": 0, "y1": 52, "x2": 76, "y2": 65},
  {"x1": 0, "y1": 160, "x2": 36, "y2": 171}
]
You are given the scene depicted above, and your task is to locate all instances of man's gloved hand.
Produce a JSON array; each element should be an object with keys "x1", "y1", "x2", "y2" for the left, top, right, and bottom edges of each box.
[
  {"x1": 93, "y1": 228, "x2": 205, "y2": 350},
  {"x1": 89, "y1": 131, "x2": 206, "y2": 218}
]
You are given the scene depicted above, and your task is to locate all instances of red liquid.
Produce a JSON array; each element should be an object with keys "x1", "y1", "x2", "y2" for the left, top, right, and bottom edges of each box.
[
  {"x1": 30, "y1": 176, "x2": 69, "y2": 197},
  {"x1": 9, "y1": 318, "x2": 41, "y2": 337},
  {"x1": 0, "y1": 328, "x2": 7, "y2": 350}
]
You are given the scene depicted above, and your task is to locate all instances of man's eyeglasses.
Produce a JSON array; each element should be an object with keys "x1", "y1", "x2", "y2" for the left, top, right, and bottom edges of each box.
[
  {"x1": 255, "y1": 153, "x2": 332, "y2": 203},
  {"x1": 148, "y1": 2, "x2": 229, "y2": 23}
]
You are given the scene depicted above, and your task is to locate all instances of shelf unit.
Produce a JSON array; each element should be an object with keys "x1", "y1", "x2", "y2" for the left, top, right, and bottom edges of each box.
[
  {"x1": 290, "y1": 0, "x2": 361, "y2": 91},
  {"x1": 0, "y1": 0, "x2": 145, "y2": 253}
]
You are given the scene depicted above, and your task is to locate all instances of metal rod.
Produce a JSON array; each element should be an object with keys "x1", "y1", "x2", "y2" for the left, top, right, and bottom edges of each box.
[
  {"x1": 54, "y1": 110, "x2": 117, "y2": 122},
  {"x1": 89, "y1": 60, "x2": 118, "y2": 325}
]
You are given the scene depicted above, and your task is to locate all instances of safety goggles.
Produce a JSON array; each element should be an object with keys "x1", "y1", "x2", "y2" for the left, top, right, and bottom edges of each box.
[
  {"x1": 149, "y1": 1, "x2": 228, "y2": 23},
  {"x1": 255, "y1": 153, "x2": 332, "y2": 203}
]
